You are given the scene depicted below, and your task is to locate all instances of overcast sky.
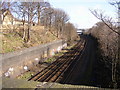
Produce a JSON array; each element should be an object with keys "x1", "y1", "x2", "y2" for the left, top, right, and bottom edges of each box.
[{"x1": 49, "y1": 0, "x2": 117, "y2": 29}]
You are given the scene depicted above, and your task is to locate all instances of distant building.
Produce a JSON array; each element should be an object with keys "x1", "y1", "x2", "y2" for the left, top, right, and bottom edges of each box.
[
  {"x1": 0, "y1": 9, "x2": 25, "y2": 25},
  {"x1": 0, "y1": 9, "x2": 36, "y2": 25},
  {"x1": 0, "y1": 9, "x2": 43, "y2": 33}
]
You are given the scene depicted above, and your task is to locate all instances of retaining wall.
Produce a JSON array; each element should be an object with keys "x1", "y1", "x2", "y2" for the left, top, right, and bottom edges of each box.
[{"x1": 0, "y1": 40, "x2": 67, "y2": 78}]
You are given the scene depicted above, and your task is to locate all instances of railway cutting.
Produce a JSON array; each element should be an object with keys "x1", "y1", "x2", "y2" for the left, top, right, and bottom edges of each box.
[{"x1": 28, "y1": 35, "x2": 95, "y2": 85}]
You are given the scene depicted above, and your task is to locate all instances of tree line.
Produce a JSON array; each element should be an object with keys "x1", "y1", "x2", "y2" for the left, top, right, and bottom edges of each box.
[
  {"x1": 0, "y1": 1, "x2": 78, "y2": 43},
  {"x1": 87, "y1": 0, "x2": 120, "y2": 88}
]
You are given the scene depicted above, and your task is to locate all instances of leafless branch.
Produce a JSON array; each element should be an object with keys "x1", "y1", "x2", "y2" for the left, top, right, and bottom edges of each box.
[{"x1": 90, "y1": 9, "x2": 120, "y2": 35}]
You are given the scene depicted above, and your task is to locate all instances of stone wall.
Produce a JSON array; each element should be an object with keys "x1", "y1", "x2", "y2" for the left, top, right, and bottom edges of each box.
[{"x1": 0, "y1": 40, "x2": 67, "y2": 78}]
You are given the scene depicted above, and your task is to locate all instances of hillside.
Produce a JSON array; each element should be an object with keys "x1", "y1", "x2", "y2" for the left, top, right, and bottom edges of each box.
[
  {"x1": 1, "y1": 25, "x2": 59, "y2": 53},
  {"x1": 0, "y1": 5, "x2": 79, "y2": 53}
]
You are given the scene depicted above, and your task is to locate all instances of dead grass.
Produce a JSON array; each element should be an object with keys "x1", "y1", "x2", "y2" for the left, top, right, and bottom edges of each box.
[
  {"x1": 1, "y1": 25, "x2": 58, "y2": 53},
  {"x1": 2, "y1": 33, "x2": 24, "y2": 53}
]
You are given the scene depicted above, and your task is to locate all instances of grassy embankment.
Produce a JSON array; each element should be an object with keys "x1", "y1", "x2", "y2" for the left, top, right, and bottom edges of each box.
[{"x1": 1, "y1": 25, "x2": 58, "y2": 53}]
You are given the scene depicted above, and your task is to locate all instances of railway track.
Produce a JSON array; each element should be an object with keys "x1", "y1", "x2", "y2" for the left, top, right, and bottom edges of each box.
[{"x1": 28, "y1": 38, "x2": 86, "y2": 83}]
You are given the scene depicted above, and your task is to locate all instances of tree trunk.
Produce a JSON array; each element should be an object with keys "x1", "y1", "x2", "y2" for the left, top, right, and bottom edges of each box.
[
  {"x1": 26, "y1": 7, "x2": 30, "y2": 43},
  {"x1": 22, "y1": 18, "x2": 26, "y2": 41},
  {"x1": 37, "y1": 3, "x2": 41, "y2": 25}
]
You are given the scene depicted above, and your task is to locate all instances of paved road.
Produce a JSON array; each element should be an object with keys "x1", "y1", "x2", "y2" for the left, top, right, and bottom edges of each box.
[{"x1": 61, "y1": 35, "x2": 97, "y2": 86}]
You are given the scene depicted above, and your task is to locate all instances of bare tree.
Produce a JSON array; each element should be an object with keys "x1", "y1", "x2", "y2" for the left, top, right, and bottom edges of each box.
[
  {"x1": 90, "y1": 9, "x2": 120, "y2": 35},
  {"x1": 41, "y1": 8, "x2": 69, "y2": 38},
  {"x1": 36, "y1": 1, "x2": 51, "y2": 25},
  {"x1": 14, "y1": 2, "x2": 37, "y2": 42},
  {"x1": 89, "y1": 1, "x2": 120, "y2": 88},
  {"x1": 52, "y1": 8, "x2": 69, "y2": 38},
  {"x1": 88, "y1": 21, "x2": 119, "y2": 88}
]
